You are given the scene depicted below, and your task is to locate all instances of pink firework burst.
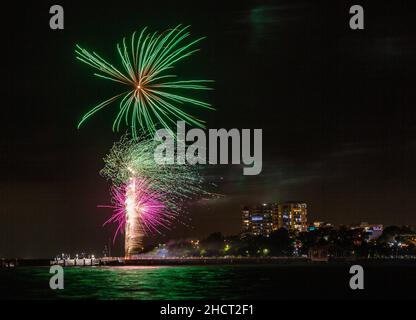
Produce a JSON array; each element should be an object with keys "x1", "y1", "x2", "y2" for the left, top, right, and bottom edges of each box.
[{"x1": 100, "y1": 177, "x2": 175, "y2": 246}]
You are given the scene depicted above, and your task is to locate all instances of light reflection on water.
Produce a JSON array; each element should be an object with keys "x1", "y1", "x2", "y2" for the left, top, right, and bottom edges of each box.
[
  {"x1": 0, "y1": 265, "x2": 238, "y2": 300},
  {"x1": 1, "y1": 264, "x2": 414, "y2": 299}
]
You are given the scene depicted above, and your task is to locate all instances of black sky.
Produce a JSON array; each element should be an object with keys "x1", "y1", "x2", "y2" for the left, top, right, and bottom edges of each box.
[{"x1": 1, "y1": 0, "x2": 416, "y2": 257}]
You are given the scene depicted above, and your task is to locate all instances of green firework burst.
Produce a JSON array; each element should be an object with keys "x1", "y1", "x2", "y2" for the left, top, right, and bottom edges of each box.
[
  {"x1": 75, "y1": 25, "x2": 214, "y2": 139},
  {"x1": 100, "y1": 135, "x2": 211, "y2": 231}
]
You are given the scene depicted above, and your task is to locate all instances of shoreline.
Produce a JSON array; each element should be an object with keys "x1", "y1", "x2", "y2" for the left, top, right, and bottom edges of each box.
[{"x1": 1, "y1": 256, "x2": 415, "y2": 268}]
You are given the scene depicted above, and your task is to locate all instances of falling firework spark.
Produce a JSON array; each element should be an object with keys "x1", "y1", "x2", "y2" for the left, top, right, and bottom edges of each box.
[{"x1": 76, "y1": 25, "x2": 213, "y2": 138}]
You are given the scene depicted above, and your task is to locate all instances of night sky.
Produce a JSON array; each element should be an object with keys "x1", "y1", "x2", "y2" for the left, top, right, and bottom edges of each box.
[{"x1": 2, "y1": 0, "x2": 416, "y2": 258}]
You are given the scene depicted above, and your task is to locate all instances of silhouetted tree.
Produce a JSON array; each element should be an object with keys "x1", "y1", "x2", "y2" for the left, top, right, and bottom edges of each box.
[
  {"x1": 200, "y1": 232, "x2": 224, "y2": 256},
  {"x1": 269, "y1": 228, "x2": 292, "y2": 256}
]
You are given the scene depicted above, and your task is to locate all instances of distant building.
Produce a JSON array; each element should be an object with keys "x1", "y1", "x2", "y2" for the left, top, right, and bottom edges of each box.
[
  {"x1": 277, "y1": 202, "x2": 308, "y2": 232},
  {"x1": 307, "y1": 221, "x2": 333, "y2": 231},
  {"x1": 313, "y1": 221, "x2": 333, "y2": 228},
  {"x1": 347, "y1": 222, "x2": 384, "y2": 241},
  {"x1": 242, "y1": 204, "x2": 276, "y2": 237},
  {"x1": 242, "y1": 202, "x2": 308, "y2": 236},
  {"x1": 360, "y1": 223, "x2": 383, "y2": 242},
  {"x1": 308, "y1": 245, "x2": 330, "y2": 262}
]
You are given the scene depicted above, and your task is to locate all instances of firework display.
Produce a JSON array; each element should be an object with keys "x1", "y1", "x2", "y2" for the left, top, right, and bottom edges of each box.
[
  {"x1": 100, "y1": 177, "x2": 168, "y2": 256},
  {"x1": 76, "y1": 25, "x2": 213, "y2": 139},
  {"x1": 76, "y1": 25, "x2": 214, "y2": 258},
  {"x1": 100, "y1": 135, "x2": 208, "y2": 257}
]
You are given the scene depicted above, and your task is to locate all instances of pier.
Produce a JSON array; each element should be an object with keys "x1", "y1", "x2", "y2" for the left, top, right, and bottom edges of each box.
[{"x1": 49, "y1": 256, "x2": 310, "y2": 267}]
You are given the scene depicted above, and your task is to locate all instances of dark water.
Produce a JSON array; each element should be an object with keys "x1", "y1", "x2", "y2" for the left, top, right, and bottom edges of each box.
[{"x1": 0, "y1": 264, "x2": 415, "y2": 300}]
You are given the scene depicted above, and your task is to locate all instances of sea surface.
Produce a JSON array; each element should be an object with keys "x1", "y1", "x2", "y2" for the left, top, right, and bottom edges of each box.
[{"x1": 0, "y1": 263, "x2": 415, "y2": 300}]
